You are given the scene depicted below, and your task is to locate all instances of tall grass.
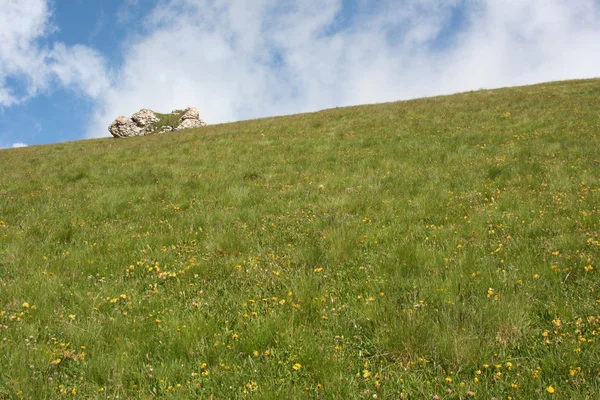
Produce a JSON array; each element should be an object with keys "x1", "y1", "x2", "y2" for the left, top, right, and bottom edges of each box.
[{"x1": 0, "y1": 78, "x2": 599, "y2": 399}]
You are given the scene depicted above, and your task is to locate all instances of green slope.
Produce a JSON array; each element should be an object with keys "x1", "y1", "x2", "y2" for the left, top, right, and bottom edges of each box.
[{"x1": 1, "y1": 79, "x2": 599, "y2": 399}]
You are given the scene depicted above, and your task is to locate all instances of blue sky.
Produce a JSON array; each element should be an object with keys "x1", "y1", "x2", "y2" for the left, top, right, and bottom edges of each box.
[{"x1": 1, "y1": 0, "x2": 600, "y2": 149}]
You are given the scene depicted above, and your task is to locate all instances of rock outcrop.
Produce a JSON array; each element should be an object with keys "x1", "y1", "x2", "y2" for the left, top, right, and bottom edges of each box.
[{"x1": 108, "y1": 107, "x2": 207, "y2": 138}]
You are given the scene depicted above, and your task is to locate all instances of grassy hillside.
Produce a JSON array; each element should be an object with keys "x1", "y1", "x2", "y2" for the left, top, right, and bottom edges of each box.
[{"x1": 1, "y1": 79, "x2": 599, "y2": 399}]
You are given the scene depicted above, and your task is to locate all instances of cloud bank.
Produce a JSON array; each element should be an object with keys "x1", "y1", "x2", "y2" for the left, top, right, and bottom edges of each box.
[
  {"x1": 1, "y1": 0, "x2": 600, "y2": 141},
  {"x1": 86, "y1": 0, "x2": 600, "y2": 138},
  {"x1": 0, "y1": 0, "x2": 110, "y2": 106}
]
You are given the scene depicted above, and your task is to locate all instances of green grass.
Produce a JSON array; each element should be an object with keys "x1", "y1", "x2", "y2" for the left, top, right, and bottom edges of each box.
[
  {"x1": 1, "y1": 78, "x2": 599, "y2": 399},
  {"x1": 152, "y1": 111, "x2": 185, "y2": 133}
]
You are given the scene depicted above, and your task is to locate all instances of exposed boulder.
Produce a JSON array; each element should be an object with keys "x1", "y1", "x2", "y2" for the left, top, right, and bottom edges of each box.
[
  {"x1": 173, "y1": 107, "x2": 207, "y2": 131},
  {"x1": 108, "y1": 116, "x2": 142, "y2": 138},
  {"x1": 131, "y1": 109, "x2": 159, "y2": 126},
  {"x1": 108, "y1": 107, "x2": 207, "y2": 138},
  {"x1": 174, "y1": 118, "x2": 206, "y2": 131},
  {"x1": 180, "y1": 107, "x2": 199, "y2": 120}
]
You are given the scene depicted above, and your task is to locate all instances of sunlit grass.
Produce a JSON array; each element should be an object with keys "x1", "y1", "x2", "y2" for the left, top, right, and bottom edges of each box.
[{"x1": 1, "y1": 78, "x2": 599, "y2": 399}]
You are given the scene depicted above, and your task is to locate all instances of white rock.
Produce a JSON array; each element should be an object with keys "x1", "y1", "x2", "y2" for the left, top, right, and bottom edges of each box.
[
  {"x1": 180, "y1": 107, "x2": 199, "y2": 121},
  {"x1": 109, "y1": 107, "x2": 207, "y2": 137},
  {"x1": 174, "y1": 118, "x2": 207, "y2": 131},
  {"x1": 108, "y1": 116, "x2": 143, "y2": 138},
  {"x1": 131, "y1": 109, "x2": 159, "y2": 127}
]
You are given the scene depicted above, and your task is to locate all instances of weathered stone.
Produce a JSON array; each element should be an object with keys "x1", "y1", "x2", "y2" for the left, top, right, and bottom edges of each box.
[
  {"x1": 131, "y1": 109, "x2": 159, "y2": 127},
  {"x1": 180, "y1": 107, "x2": 199, "y2": 121},
  {"x1": 174, "y1": 118, "x2": 207, "y2": 131},
  {"x1": 108, "y1": 116, "x2": 143, "y2": 138},
  {"x1": 108, "y1": 107, "x2": 207, "y2": 138}
]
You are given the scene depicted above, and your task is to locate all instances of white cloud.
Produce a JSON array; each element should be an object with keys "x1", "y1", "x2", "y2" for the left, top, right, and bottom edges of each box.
[
  {"x1": 3, "y1": 0, "x2": 600, "y2": 141},
  {"x1": 11, "y1": 142, "x2": 28, "y2": 148},
  {"x1": 0, "y1": 0, "x2": 52, "y2": 105},
  {"x1": 48, "y1": 43, "x2": 110, "y2": 99},
  {"x1": 0, "y1": 0, "x2": 110, "y2": 106},
  {"x1": 435, "y1": 0, "x2": 600, "y2": 92},
  {"x1": 86, "y1": 0, "x2": 600, "y2": 138}
]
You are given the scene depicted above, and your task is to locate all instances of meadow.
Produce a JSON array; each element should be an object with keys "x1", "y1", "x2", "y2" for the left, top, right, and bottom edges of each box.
[{"x1": 0, "y1": 78, "x2": 599, "y2": 399}]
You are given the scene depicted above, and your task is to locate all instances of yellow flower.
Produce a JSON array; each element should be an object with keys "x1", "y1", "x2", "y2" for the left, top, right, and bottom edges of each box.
[
  {"x1": 552, "y1": 319, "x2": 562, "y2": 327},
  {"x1": 445, "y1": 377, "x2": 453, "y2": 383},
  {"x1": 363, "y1": 369, "x2": 371, "y2": 378},
  {"x1": 22, "y1": 302, "x2": 29, "y2": 308},
  {"x1": 546, "y1": 386, "x2": 555, "y2": 393},
  {"x1": 292, "y1": 363, "x2": 302, "y2": 371}
]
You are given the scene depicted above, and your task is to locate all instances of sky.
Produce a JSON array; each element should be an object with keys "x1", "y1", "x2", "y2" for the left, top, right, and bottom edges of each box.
[{"x1": 1, "y1": 0, "x2": 599, "y2": 149}]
